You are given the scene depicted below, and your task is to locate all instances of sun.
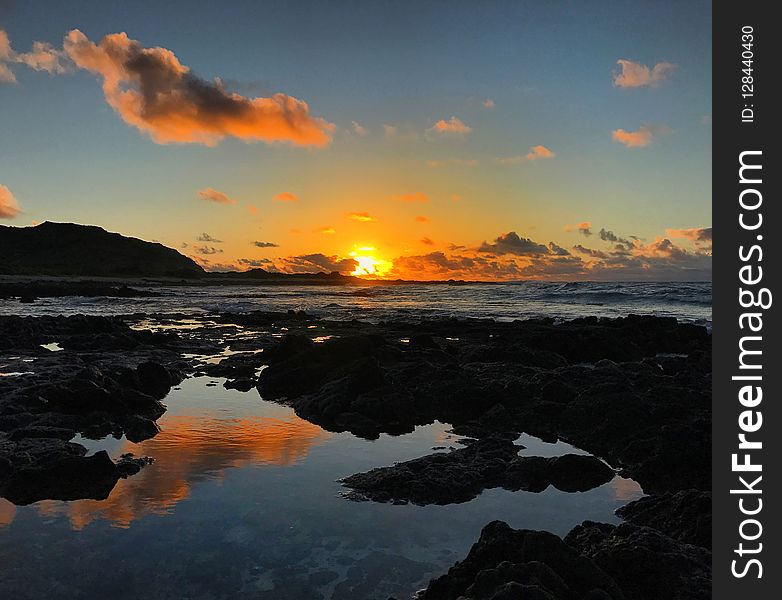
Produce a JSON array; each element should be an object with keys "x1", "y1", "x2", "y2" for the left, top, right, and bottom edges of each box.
[{"x1": 349, "y1": 246, "x2": 392, "y2": 277}]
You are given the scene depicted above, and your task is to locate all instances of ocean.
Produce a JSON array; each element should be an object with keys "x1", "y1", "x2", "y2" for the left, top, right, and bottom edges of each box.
[
  {"x1": 0, "y1": 280, "x2": 710, "y2": 598},
  {"x1": 1, "y1": 281, "x2": 712, "y2": 326}
]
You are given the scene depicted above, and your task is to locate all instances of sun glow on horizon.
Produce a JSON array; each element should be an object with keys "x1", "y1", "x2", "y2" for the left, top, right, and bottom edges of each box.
[{"x1": 349, "y1": 246, "x2": 393, "y2": 277}]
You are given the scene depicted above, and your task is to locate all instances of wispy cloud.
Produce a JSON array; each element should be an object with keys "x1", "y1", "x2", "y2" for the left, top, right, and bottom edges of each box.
[
  {"x1": 0, "y1": 29, "x2": 68, "y2": 84},
  {"x1": 348, "y1": 212, "x2": 375, "y2": 222},
  {"x1": 666, "y1": 227, "x2": 712, "y2": 243},
  {"x1": 351, "y1": 121, "x2": 368, "y2": 135},
  {"x1": 482, "y1": 98, "x2": 495, "y2": 109},
  {"x1": 526, "y1": 145, "x2": 556, "y2": 160},
  {"x1": 196, "y1": 233, "x2": 222, "y2": 243},
  {"x1": 274, "y1": 191, "x2": 298, "y2": 203},
  {"x1": 197, "y1": 188, "x2": 236, "y2": 205},
  {"x1": 612, "y1": 59, "x2": 676, "y2": 88},
  {"x1": 253, "y1": 240, "x2": 279, "y2": 248},
  {"x1": 612, "y1": 125, "x2": 658, "y2": 148},
  {"x1": 238, "y1": 258, "x2": 274, "y2": 268},
  {"x1": 564, "y1": 221, "x2": 593, "y2": 236},
  {"x1": 426, "y1": 116, "x2": 472, "y2": 136},
  {"x1": 394, "y1": 192, "x2": 428, "y2": 203},
  {"x1": 195, "y1": 246, "x2": 223, "y2": 255},
  {"x1": 498, "y1": 145, "x2": 556, "y2": 164}
]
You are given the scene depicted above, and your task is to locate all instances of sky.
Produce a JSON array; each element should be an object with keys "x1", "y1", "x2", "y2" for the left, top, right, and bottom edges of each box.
[{"x1": 0, "y1": 0, "x2": 712, "y2": 280}]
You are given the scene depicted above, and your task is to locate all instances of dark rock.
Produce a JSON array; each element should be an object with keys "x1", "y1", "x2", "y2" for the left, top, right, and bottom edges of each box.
[
  {"x1": 0, "y1": 448, "x2": 120, "y2": 505},
  {"x1": 422, "y1": 521, "x2": 623, "y2": 600},
  {"x1": 10, "y1": 425, "x2": 76, "y2": 441},
  {"x1": 565, "y1": 521, "x2": 711, "y2": 600},
  {"x1": 39, "y1": 379, "x2": 113, "y2": 414},
  {"x1": 136, "y1": 361, "x2": 174, "y2": 399},
  {"x1": 616, "y1": 490, "x2": 712, "y2": 548},
  {"x1": 224, "y1": 377, "x2": 255, "y2": 392},
  {"x1": 342, "y1": 438, "x2": 615, "y2": 505},
  {"x1": 118, "y1": 390, "x2": 166, "y2": 419},
  {"x1": 122, "y1": 415, "x2": 161, "y2": 443},
  {"x1": 547, "y1": 454, "x2": 615, "y2": 493},
  {"x1": 116, "y1": 453, "x2": 154, "y2": 478},
  {"x1": 410, "y1": 334, "x2": 439, "y2": 349}
]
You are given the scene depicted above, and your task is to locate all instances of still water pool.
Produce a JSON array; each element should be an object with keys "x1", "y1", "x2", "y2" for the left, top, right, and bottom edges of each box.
[{"x1": 0, "y1": 376, "x2": 642, "y2": 599}]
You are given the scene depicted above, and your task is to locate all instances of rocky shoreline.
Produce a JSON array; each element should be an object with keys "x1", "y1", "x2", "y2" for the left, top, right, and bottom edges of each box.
[{"x1": 0, "y1": 311, "x2": 711, "y2": 599}]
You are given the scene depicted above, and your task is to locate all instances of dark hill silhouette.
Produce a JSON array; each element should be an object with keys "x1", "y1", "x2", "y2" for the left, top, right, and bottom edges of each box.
[{"x1": 0, "y1": 222, "x2": 205, "y2": 278}]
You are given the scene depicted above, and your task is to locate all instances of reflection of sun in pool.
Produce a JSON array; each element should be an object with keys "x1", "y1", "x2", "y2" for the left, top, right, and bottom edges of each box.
[{"x1": 349, "y1": 246, "x2": 392, "y2": 277}]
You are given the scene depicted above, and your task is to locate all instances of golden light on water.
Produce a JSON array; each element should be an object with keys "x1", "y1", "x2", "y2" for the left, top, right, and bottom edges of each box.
[{"x1": 0, "y1": 413, "x2": 331, "y2": 531}]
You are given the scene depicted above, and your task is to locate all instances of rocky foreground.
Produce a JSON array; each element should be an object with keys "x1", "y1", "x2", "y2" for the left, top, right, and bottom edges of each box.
[{"x1": 0, "y1": 311, "x2": 711, "y2": 599}]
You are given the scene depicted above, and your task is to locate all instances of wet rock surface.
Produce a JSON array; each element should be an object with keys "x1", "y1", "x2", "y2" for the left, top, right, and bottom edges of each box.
[
  {"x1": 341, "y1": 437, "x2": 614, "y2": 505},
  {"x1": 614, "y1": 489, "x2": 712, "y2": 548},
  {"x1": 1, "y1": 310, "x2": 712, "y2": 597},
  {"x1": 257, "y1": 314, "x2": 710, "y2": 495},
  {"x1": 0, "y1": 315, "x2": 183, "y2": 504},
  {"x1": 422, "y1": 521, "x2": 624, "y2": 600},
  {"x1": 250, "y1": 313, "x2": 712, "y2": 598},
  {"x1": 565, "y1": 521, "x2": 711, "y2": 600},
  {"x1": 420, "y1": 518, "x2": 711, "y2": 600}
]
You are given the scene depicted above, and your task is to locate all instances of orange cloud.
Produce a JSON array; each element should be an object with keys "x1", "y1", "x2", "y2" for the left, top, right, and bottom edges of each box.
[
  {"x1": 498, "y1": 145, "x2": 556, "y2": 164},
  {"x1": 246, "y1": 204, "x2": 259, "y2": 214},
  {"x1": 0, "y1": 30, "x2": 12, "y2": 61},
  {"x1": 415, "y1": 215, "x2": 430, "y2": 223},
  {"x1": 426, "y1": 116, "x2": 472, "y2": 136},
  {"x1": 612, "y1": 125, "x2": 655, "y2": 148},
  {"x1": 613, "y1": 59, "x2": 676, "y2": 88},
  {"x1": 62, "y1": 30, "x2": 334, "y2": 146},
  {"x1": 197, "y1": 188, "x2": 236, "y2": 204},
  {"x1": 386, "y1": 226, "x2": 710, "y2": 282},
  {"x1": 348, "y1": 212, "x2": 375, "y2": 222},
  {"x1": 395, "y1": 192, "x2": 429, "y2": 203},
  {"x1": 274, "y1": 191, "x2": 298, "y2": 203},
  {"x1": 0, "y1": 184, "x2": 21, "y2": 219},
  {"x1": 564, "y1": 221, "x2": 593, "y2": 236},
  {"x1": 483, "y1": 98, "x2": 495, "y2": 108},
  {"x1": 421, "y1": 237, "x2": 435, "y2": 245},
  {"x1": 277, "y1": 253, "x2": 358, "y2": 274},
  {"x1": 0, "y1": 62, "x2": 14, "y2": 84},
  {"x1": 319, "y1": 227, "x2": 336, "y2": 234},
  {"x1": 631, "y1": 237, "x2": 689, "y2": 259},
  {"x1": 666, "y1": 227, "x2": 712, "y2": 243},
  {"x1": 526, "y1": 145, "x2": 556, "y2": 160}
]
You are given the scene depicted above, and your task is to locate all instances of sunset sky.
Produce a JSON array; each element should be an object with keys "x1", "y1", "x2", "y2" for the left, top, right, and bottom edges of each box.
[{"x1": 0, "y1": 0, "x2": 712, "y2": 280}]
